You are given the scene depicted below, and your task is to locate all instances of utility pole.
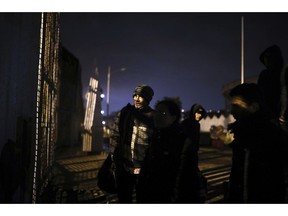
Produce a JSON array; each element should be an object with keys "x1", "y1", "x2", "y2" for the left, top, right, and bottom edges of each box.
[
  {"x1": 106, "y1": 65, "x2": 111, "y2": 116},
  {"x1": 241, "y1": 16, "x2": 245, "y2": 84},
  {"x1": 106, "y1": 66, "x2": 126, "y2": 116}
]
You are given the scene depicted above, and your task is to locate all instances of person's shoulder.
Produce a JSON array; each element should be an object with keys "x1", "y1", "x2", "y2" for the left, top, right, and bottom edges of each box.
[
  {"x1": 174, "y1": 123, "x2": 188, "y2": 137},
  {"x1": 181, "y1": 118, "x2": 192, "y2": 125},
  {"x1": 258, "y1": 69, "x2": 271, "y2": 80},
  {"x1": 120, "y1": 103, "x2": 133, "y2": 112},
  {"x1": 138, "y1": 106, "x2": 154, "y2": 116},
  {"x1": 117, "y1": 103, "x2": 134, "y2": 119},
  {"x1": 145, "y1": 106, "x2": 154, "y2": 113}
]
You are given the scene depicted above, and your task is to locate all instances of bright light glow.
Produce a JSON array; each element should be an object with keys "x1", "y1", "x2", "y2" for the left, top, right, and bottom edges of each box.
[
  {"x1": 100, "y1": 93, "x2": 105, "y2": 98},
  {"x1": 83, "y1": 78, "x2": 98, "y2": 151},
  {"x1": 101, "y1": 110, "x2": 104, "y2": 114},
  {"x1": 181, "y1": 109, "x2": 185, "y2": 113},
  {"x1": 102, "y1": 121, "x2": 106, "y2": 125}
]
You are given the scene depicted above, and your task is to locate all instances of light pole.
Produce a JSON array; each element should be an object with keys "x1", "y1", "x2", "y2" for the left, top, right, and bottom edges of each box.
[{"x1": 106, "y1": 65, "x2": 126, "y2": 116}]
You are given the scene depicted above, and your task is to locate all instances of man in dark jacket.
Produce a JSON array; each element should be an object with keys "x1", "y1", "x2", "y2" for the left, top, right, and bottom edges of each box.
[
  {"x1": 110, "y1": 84, "x2": 154, "y2": 203},
  {"x1": 180, "y1": 104, "x2": 207, "y2": 202},
  {"x1": 181, "y1": 103, "x2": 207, "y2": 153},
  {"x1": 137, "y1": 99, "x2": 201, "y2": 203},
  {"x1": 227, "y1": 83, "x2": 286, "y2": 203}
]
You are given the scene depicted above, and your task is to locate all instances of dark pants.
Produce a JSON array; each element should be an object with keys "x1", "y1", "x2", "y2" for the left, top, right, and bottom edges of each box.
[{"x1": 115, "y1": 166, "x2": 138, "y2": 203}]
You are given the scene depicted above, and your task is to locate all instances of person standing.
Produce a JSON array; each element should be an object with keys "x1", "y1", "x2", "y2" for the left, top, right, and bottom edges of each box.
[
  {"x1": 181, "y1": 103, "x2": 207, "y2": 153},
  {"x1": 180, "y1": 104, "x2": 207, "y2": 202},
  {"x1": 258, "y1": 45, "x2": 288, "y2": 129},
  {"x1": 226, "y1": 83, "x2": 286, "y2": 203},
  {"x1": 110, "y1": 84, "x2": 154, "y2": 203},
  {"x1": 137, "y1": 99, "x2": 202, "y2": 203}
]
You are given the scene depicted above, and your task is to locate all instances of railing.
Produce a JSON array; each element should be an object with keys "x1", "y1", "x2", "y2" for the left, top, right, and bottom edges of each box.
[{"x1": 48, "y1": 147, "x2": 231, "y2": 203}]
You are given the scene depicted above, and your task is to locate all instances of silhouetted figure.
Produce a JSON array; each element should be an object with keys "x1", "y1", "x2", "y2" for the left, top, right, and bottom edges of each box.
[
  {"x1": 110, "y1": 84, "x2": 154, "y2": 203},
  {"x1": 137, "y1": 99, "x2": 203, "y2": 203},
  {"x1": 226, "y1": 83, "x2": 286, "y2": 203},
  {"x1": 258, "y1": 45, "x2": 288, "y2": 129},
  {"x1": 181, "y1": 103, "x2": 208, "y2": 202},
  {"x1": 181, "y1": 103, "x2": 207, "y2": 153}
]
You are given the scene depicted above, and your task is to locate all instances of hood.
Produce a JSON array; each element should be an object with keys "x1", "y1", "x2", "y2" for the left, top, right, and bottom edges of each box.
[{"x1": 189, "y1": 103, "x2": 207, "y2": 120}]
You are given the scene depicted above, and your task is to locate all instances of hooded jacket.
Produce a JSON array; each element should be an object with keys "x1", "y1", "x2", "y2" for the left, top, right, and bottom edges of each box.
[
  {"x1": 258, "y1": 45, "x2": 288, "y2": 126},
  {"x1": 181, "y1": 104, "x2": 206, "y2": 152}
]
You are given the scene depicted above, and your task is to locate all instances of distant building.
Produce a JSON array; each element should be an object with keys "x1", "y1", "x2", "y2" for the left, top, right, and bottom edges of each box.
[
  {"x1": 200, "y1": 110, "x2": 235, "y2": 133},
  {"x1": 56, "y1": 46, "x2": 85, "y2": 155},
  {"x1": 82, "y1": 68, "x2": 104, "y2": 153}
]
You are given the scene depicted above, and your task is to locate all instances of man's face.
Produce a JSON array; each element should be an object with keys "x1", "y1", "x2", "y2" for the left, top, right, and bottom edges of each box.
[
  {"x1": 195, "y1": 112, "x2": 202, "y2": 121},
  {"x1": 133, "y1": 95, "x2": 147, "y2": 109},
  {"x1": 230, "y1": 96, "x2": 253, "y2": 120}
]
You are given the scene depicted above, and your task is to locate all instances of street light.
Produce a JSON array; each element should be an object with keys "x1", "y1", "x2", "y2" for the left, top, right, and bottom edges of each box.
[{"x1": 106, "y1": 65, "x2": 126, "y2": 116}]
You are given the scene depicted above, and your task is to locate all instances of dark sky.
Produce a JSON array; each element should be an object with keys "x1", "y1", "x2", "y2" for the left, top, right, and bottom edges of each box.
[{"x1": 60, "y1": 12, "x2": 288, "y2": 114}]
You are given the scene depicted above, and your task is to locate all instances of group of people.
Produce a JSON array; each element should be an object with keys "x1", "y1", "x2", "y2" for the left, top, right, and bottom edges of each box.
[
  {"x1": 225, "y1": 45, "x2": 288, "y2": 203},
  {"x1": 106, "y1": 44, "x2": 288, "y2": 204},
  {"x1": 109, "y1": 84, "x2": 207, "y2": 203}
]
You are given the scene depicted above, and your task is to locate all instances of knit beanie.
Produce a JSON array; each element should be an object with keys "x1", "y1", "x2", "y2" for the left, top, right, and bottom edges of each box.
[{"x1": 133, "y1": 85, "x2": 154, "y2": 103}]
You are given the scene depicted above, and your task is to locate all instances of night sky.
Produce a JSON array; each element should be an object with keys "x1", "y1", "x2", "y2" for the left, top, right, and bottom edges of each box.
[{"x1": 60, "y1": 12, "x2": 288, "y2": 114}]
